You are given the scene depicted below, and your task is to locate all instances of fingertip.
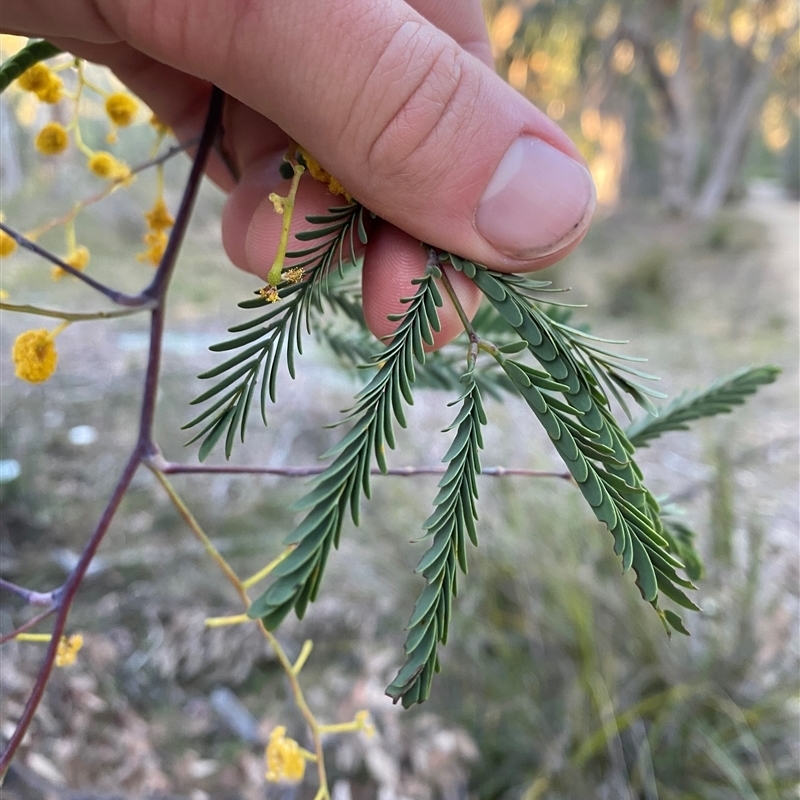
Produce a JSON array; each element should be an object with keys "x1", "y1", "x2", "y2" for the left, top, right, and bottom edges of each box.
[
  {"x1": 362, "y1": 225, "x2": 481, "y2": 349},
  {"x1": 222, "y1": 153, "x2": 285, "y2": 270}
]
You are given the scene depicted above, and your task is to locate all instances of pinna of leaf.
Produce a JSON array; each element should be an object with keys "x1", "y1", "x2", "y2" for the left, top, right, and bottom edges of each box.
[{"x1": 189, "y1": 170, "x2": 779, "y2": 706}]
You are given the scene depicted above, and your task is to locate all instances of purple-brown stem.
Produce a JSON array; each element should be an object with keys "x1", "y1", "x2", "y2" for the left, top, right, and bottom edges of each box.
[
  {"x1": 148, "y1": 456, "x2": 572, "y2": 481},
  {"x1": 0, "y1": 579, "x2": 57, "y2": 607},
  {"x1": 0, "y1": 221, "x2": 147, "y2": 307},
  {"x1": 0, "y1": 87, "x2": 225, "y2": 781}
]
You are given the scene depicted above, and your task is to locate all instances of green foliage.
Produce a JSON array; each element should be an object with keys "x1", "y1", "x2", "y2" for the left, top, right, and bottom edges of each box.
[
  {"x1": 447, "y1": 257, "x2": 698, "y2": 635},
  {"x1": 626, "y1": 365, "x2": 781, "y2": 448},
  {"x1": 193, "y1": 214, "x2": 779, "y2": 706},
  {"x1": 660, "y1": 504, "x2": 705, "y2": 582},
  {"x1": 312, "y1": 275, "x2": 510, "y2": 400},
  {"x1": 183, "y1": 203, "x2": 369, "y2": 459},
  {"x1": 246, "y1": 261, "x2": 443, "y2": 629},
  {"x1": 0, "y1": 40, "x2": 61, "y2": 93},
  {"x1": 386, "y1": 371, "x2": 485, "y2": 707}
]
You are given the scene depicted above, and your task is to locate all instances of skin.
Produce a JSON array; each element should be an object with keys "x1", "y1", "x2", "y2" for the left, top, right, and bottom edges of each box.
[{"x1": 4, "y1": 0, "x2": 593, "y2": 347}]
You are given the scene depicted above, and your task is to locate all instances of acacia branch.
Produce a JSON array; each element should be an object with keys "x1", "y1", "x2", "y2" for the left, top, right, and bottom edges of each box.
[
  {"x1": 0, "y1": 86, "x2": 225, "y2": 781},
  {"x1": 0, "y1": 579, "x2": 57, "y2": 607},
  {"x1": 147, "y1": 456, "x2": 572, "y2": 481},
  {"x1": 24, "y1": 137, "x2": 200, "y2": 242},
  {"x1": 0, "y1": 135, "x2": 199, "y2": 310},
  {"x1": 0, "y1": 301, "x2": 153, "y2": 321},
  {"x1": 0, "y1": 222, "x2": 148, "y2": 307}
]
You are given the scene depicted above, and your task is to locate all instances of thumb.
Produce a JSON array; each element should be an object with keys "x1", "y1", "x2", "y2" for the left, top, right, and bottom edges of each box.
[{"x1": 91, "y1": 0, "x2": 594, "y2": 271}]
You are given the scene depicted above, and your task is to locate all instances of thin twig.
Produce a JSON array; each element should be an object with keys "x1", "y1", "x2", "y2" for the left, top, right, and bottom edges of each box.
[
  {"x1": 0, "y1": 301, "x2": 153, "y2": 321},
  {"x1": 0, "y1": 450, "x2": 140, "y2": 777},
  {"x1": 0, "y1": 136, "x2": 199, "y2": 309},
  {"x1": 435, "y1": 248, "x2": 481, "y2": 369},
  {"x1": 138, "y1": 87, "x2": 226, "y2": 446},
  {"x1": 0, "y1": 221, "x2": 148, "y2": 307},
  {"x1": 0, "y1": 607, "x2": 57, "y2": 646},
  {"x1": 24, "y1": 137, "x2": 200, "y2": 241},
  {"x1": 147, "y1": 464, "x2": 331, "y2": 796},
  {"x1": 149, "y1": 457, "x2": 572, "y2": 481},
  {"x1": 0, "y1": 579, "x2": 57, "y2": 607}
]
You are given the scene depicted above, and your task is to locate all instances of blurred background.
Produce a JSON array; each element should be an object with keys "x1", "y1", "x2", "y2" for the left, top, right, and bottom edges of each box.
[{"x1": 0, "y1": 1, "x2": 798, "y2": 797}]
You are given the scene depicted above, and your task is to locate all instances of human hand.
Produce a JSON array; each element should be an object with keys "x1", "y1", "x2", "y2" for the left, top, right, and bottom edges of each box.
[{"x1": 5, "y1": 0, "x2": 595, "y2": 347}]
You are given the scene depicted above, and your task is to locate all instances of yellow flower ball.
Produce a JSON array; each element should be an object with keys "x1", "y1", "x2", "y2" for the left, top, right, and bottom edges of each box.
[
  {"x1": 55, "y1": 634, "x2": 84, "y2": 667},
  {"x1": 265, "y1": 726, "x2": 305, "y2": 783},
  {"x1": 35, "y1": 75, "x2": 63, "y2": 104},
  {"x1": 105, "y1": 93, "x2": 138, "y2": 127},
  {"x1": 258, "y1": 285, "x2": 280, "y2": 303},
  {"x1": 145, "y1": 198, "x2": 175, "y2": 231},
  {"x1": 88, "y1": 151, "x2": 130, "y2": 181},
  {"x1": 137, "y1": 229, "x2": 168, "y2": 266},
  {"x1": 12, "y1": 329, "x2": 58, "y2": 383},
  {"x1": 87, "y1": 151, "x2": 115, "y2": 177},
  {"x1": 281, "y1": 267, "x2": 305, "y2": 285},
  {"x1": 297, "y1": 146, "x2": 351, "y2": 199},
  {"x1": 17, "y1": 63, "x2": 52, "y2": 93},
  {"x1": 66, "y1": 245, "x2": 90, "y2": 270},
  {"x1": 0, "y1": 230, "x2": 17, "y2": 258},
  {"x1": 53, "y1": 245, "x2": 90, "y2": 280},
  {"x1": 35, "y1": 122, "x2": 69, "y2": 155}
]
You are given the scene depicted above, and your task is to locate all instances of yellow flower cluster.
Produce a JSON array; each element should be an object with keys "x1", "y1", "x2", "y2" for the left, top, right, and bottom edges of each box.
[
  {"x1": 137, "y1": 198, "x2": 174, "y2": 266},
  {"x1": 258, "y1": 285, "x2": 280, "y2": 303},
  {"x1": 17, "y1": 63, "x2": 63, "y2": 104},
  {"x1": 145, "y1": 198, "x2": 175, "y2": 231},
  {"x1": 265, "y1": 726, "x2": 306, "y2": 783},
  {"x1": 105, "y1": 93, "x2": 138, "y2": 126},
  {"x1": 138, "y1": 230, "x2": 168, "y2": 265},
  {"x1": 88, "y1": 151, "x2": 131, "y2": 182},
  {"x1": 281, "y1": 267, "x2": 305, "y2": 285},
  {"x1": 0, "y1": 229, "x2": 17, "y2": 259},
  {"x1": 35, "y1": 122, "x2": 69, "y2": 156},
  {"x1": 297, "y1": 146, "x2": 351, "y2": 200},
  {"x1": 52, "y1": 245, "x2": 90, "y2": 281},
  {"x1": 12, "y1": 328, "x2": 58, "y2": 383},
  {"x1": 105, "y1": 92, "x2": 138, "y2": 143},
  {"x1": 55, "y1": 634, "x2": 84, "y2": 667}
]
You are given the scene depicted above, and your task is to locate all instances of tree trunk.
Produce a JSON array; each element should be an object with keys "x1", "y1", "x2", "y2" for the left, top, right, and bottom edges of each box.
[
  {"x1": 694, "y1": 48, "x2": 783, "y2": 218},
  {"x1": 625, "y1": 1, "x2": 701, "y2": 215},
  {"x1": 660, "y1": 123, "x2": 698, "y2": 214}
]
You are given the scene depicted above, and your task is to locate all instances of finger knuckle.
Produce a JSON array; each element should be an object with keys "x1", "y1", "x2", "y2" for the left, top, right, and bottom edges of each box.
[{"x1": 351, "y1": 23, "x2": 475, "y2": 192}]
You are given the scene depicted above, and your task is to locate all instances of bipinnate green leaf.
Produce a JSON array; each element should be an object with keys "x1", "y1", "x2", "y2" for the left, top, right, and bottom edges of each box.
[
  {"x1": 626, "y1": 365, "x2": 781, "y2": 448},
  {"x1": 386, "y1": 373, "x2": 485, "y2": 707},
  {"x1": 442, "y1": 255, "x2": 697, "y2": 634},
  {"x1": 248, "y1": 265, "x2": 443, "y2": 629},
  {"x1": 185, "y1": 203, "x2": 369, "y2": 459}
]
